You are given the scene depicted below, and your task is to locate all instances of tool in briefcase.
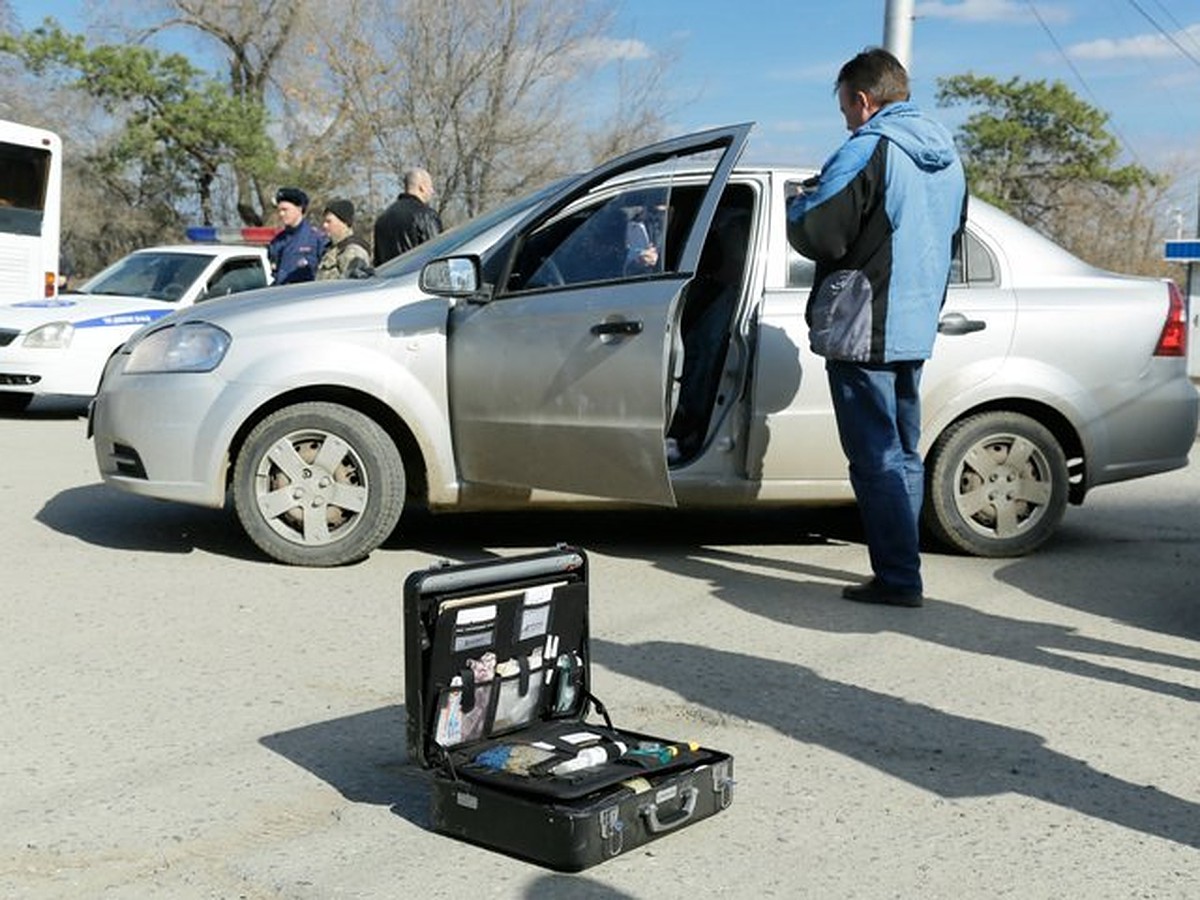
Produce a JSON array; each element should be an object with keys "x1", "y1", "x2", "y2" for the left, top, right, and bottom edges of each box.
[{"x1": 403, "y1": 545, "x2": 734, "y2": 871}]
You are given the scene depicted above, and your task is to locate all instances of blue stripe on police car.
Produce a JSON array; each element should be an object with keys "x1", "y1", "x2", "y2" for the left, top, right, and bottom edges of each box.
[{"x1": 74, "y1": 310, "x2": 175, "y2": 329}]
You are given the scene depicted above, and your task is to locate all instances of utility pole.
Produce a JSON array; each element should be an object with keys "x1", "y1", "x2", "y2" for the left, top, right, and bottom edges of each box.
[{"x1": 883, "y1": 0, "x2": 915, "y2": 71}]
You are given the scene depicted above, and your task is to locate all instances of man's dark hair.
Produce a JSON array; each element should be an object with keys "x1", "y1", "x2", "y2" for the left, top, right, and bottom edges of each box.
[{"x1": 836, "y1": 47, "x2": 910, "y2": 106}]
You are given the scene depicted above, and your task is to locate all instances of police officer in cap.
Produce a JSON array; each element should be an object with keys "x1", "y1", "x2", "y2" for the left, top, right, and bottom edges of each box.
[{"x1": 268, "y1": 187, "x2": 328, "y2": 285}]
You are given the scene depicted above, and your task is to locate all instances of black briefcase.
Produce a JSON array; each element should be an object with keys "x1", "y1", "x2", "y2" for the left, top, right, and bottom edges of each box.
[{"x1": 403, "y1": 546, "x2": 734, "y2": 871}]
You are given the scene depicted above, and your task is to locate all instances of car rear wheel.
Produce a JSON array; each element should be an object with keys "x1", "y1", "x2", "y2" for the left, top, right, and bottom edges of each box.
[
  {"x1": 923, "y1": 411, "x2": 1068, "y2": 558},
  {"x1": 233, "y1": 402, "x2": 405, "y2": 567}
]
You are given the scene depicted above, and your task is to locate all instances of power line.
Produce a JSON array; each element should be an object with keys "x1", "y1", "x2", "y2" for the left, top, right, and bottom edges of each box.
[
  {"x1": 1145, "y1": 0, "x2": 1200, "y2": 58},
  {"x1": 1023, "y1": 0, "x2": 1147, "y2": 169},
  {"x1": 1126, "y1": 0, "x2": 1200, "y2": 68}
]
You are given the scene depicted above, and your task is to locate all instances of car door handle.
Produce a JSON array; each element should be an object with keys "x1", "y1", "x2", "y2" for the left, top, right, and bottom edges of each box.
[
  {"x1": 938, "y1": 313, "x2": 987, "y2": 335},
  {"x1": 590, "y1": 320, "x2": 643, "y2": 337}
]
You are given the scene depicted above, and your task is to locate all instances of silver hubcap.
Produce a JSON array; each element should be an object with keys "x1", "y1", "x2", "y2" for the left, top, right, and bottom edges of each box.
[
  {"x1": 253, "y1": 429, "x2": 369, "y2": 546},
  {"x1": 953, "y1": 433, "x2": 1054, "y2": 540}
]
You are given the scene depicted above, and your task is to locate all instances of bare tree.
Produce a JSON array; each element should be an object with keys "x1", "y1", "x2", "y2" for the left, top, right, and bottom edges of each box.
[
  {"x1": 312, "y1": 0, "x2": 672, "y2": 225},
  {"x1": 17, "y1": 0, "x2": 678, "y2": 250},
  {"x1": 582, "y1": 37, "x2": 678, "y2": 164},
  {"x1": 1049, "y1": 163, "x2": 1188, "y2": 280}
]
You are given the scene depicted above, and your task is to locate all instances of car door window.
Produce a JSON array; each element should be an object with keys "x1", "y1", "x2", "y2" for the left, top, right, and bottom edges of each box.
[
  {"x1": 781, "y1": 179, "x2": 997, "y2": 290},
  {"x1": 783, "y1": 180, "x2": 816, "y2": 289},
  {"x1": 503, "y1": 162, "x2": 717, "y2": 295},
  {"x1": 785, "y1": 246, "x2": 815, "y2": 289},
  {"x1": 950, "y1": 231, "x2": 998, "y2": 286},
  {"x1": 205, "y1": 258, "x2": 268, "y2": 298}
]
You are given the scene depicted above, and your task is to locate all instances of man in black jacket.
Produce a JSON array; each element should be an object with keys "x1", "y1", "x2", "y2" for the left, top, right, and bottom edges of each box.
[{"x1": 373, "y1": 167, "x2": 442, "y2": 265}]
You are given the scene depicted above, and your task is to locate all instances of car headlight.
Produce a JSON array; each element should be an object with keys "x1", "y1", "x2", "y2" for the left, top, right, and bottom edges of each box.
[
  {"x1": 22, "y1": 321, "x2": 74, "y2": 349},
  {"x1": 125, "y1": 322, "x2": 231, "y2": 373}
]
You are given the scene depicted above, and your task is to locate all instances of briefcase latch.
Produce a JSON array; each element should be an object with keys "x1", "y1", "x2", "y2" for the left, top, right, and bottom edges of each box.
[
  {"x1": 712, "y1": 760, "x2": 735, "y2": 809},
  {"x1": 599, "y1": 805, "x2": 625, "y2": 858}
]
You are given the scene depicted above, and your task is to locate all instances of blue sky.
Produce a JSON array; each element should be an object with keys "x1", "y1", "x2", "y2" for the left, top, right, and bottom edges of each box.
[
  {"x1": 9, "y1": 1, "x2": 1199, "y2": 194},
  {"x1": 606, "y1": 0, "x2": 1199, "y2": 179}
]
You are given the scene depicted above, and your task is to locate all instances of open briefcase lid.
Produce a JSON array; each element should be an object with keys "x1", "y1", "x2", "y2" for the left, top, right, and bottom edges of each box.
[{"x1": 403, "y1": 545, "x2": 591, "y2": 769}]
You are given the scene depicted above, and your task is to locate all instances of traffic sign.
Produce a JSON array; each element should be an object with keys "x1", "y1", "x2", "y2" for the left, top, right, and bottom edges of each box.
[{"x1": 1164, "y1": 239, "x2": 1200, "y2": 262}]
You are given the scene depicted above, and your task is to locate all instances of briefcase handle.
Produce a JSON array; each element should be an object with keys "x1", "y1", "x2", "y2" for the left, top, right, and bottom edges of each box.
[{"x1": 639, "y1": 786, "x2": 698, "y2": 833}]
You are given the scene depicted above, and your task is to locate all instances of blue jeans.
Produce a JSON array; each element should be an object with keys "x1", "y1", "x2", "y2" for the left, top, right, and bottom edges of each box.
[{"x1": 826, "y1": 360, "x2": 925, "y2": 593}]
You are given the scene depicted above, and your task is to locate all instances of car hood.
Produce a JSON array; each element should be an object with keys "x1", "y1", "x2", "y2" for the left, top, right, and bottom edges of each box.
[
  {"x1": 158, "y1": 275, "x2": 428, "y2": 336},
  {"x1": 0, "y1": 294, "x2": 177, "y2": 332}
]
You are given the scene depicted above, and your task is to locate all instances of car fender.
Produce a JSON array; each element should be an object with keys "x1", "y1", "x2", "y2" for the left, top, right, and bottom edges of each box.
[
  {"x1": 921, "y1": 354, "x2": 1097, "y2": 461},
  {"x1": 203, "y1": 331, "x2": 459, "y2": 505}
]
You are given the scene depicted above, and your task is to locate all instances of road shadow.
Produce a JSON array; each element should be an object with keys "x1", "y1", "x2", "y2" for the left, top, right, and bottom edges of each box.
[
  {"x1": 394, "y1": 505, "x2": 864, "y2": 561},
  {"x1": 993, "y1": 506, "x2": 1200, "y2": 642},
  {"x1": 37, "y1": 478, "x2": 1200, "y2": 662},
  {"x1": 647, "y1": 546, "x2": 1200, "y2": 704},
  {"x1": 36, "y1": 483, "x2": 862, "y2": 564},
  {"x1": 260, "y1": 640, "x2": 1200, "y2": 858},
  {"x1": 261, "y1": 704, "x2": 681, "y2": 892},
  {"x1": 524, "y1": 876, "x2": 637, "y2": 898},
  {"x1": 259, "y1": 704, "x2": 428, "y2": 826},
  {"x1": 592, "y1": 637, "x2": 1200, "y2": 850},
  {"x1": 36, "y1": 483, "x2": 265, "y2": 560}
]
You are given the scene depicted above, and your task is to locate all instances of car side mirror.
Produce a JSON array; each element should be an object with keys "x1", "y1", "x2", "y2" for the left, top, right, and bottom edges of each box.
[{"x1": 420, "y1": 256, "x2": 483, "y2": 299}]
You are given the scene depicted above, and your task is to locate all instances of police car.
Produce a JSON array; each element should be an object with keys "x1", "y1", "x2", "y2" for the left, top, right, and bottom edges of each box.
[{"x1": 0, "y1": 241, "x2": 271, "y2": 410}]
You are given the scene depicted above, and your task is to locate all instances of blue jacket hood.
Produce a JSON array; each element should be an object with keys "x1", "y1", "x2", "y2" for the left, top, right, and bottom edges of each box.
[{"x1": 856, "y1": 101, "x2": 958, "y2": 172}]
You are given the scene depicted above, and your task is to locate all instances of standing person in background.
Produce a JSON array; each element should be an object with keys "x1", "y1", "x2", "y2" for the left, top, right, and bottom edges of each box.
[
  {"x1": 372, "y1": 167, "x2": 442, "y2": 265},
  {"x1": 268, "y1": 187, "x2": 328, "y2": 285},
  {"x1": 316, "y1": 199, "x2": 372, "y2": 280},
  {"x1": 787, "y1": 47, "x2": 967, "y2": 609}
]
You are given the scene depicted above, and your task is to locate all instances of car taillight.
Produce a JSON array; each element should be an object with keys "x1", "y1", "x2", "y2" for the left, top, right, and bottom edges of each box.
[
  {"x1": 44, "y1": 271, "x2": 56, "y2": 298},
  {"x1": 1154, "y1": 280, "x2": 1187, "y2": 357}
]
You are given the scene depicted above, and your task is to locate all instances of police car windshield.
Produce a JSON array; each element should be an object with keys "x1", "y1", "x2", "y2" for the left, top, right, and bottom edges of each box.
[
  {"x1": 374, "y1": 178, "x2": 570, "y2": 280},
  {"x1": 81, "y1": 251, "x2": 211, "y2": 303}
]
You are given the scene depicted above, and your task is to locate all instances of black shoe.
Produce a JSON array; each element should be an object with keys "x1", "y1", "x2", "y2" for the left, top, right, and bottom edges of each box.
[{"x1": 842, "y1": 579, "x2": 924, "y2": 608}]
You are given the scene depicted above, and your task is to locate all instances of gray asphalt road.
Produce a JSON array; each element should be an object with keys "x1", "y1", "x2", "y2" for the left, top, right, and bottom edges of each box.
[{"x1": 2, "y1": 413, "x2": 1198, "y2": 899}]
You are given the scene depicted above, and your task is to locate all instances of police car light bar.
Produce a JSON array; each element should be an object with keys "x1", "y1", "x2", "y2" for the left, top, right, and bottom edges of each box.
[{"x1": 186, "y1": 226, "x2": 281, "y2": 245}]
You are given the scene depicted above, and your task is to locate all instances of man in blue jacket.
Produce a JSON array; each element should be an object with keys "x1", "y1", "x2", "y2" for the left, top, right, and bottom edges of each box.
[
  {"x1": 788, "y1": 48, "x2": 967, "y2": 608},
  {"x1": 268, "y1": 187, "x2": 328, "y2": 285}
]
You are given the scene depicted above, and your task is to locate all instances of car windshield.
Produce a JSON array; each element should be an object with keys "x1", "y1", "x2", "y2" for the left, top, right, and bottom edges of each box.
[
  {"x1": 81, "y1": 251, "x2": 212, "y2": 302},
  {"x1": 373, "y1": 177, "x2": 572, "y2": 279}
]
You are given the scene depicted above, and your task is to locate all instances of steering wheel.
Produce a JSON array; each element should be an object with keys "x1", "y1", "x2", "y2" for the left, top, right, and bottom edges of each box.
[{"x1": 159, "y1": 282, "x2": 186, "y2": 301}]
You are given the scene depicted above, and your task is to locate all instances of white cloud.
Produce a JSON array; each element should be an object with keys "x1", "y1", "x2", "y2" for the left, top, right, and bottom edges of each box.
[
  {"x1": 914, "y1": 0, "x2": 1070, "y2": 24},
  {"x1": 1068, "y1": 25, "x2": 1200, "y2": 61},
  {"x1": 573, "y1": 37, "x2": 654, "y2": 66}
]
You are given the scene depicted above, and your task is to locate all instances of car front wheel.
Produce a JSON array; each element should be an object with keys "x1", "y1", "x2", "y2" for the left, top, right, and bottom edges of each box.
[
  {"x1": 233, "y1": 402, "x2": 406, "y2": 566},
  {"x1": 923, "y1": 411, "x2": 1068, "y2": 558}
]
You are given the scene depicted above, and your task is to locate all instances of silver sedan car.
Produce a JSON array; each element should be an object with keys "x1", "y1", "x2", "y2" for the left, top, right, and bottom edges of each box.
[{"x1": 90, "y1": 124, "x2": 1198, "y2": 566}]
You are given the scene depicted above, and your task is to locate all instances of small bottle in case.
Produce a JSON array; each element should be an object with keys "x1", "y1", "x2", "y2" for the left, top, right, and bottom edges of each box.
[
  {"x1": 549, "y1": 740, "x2": 627, "y2": 776},
  {"x1": 552, "y1": 652, "x2": 582, "y2": 714}
]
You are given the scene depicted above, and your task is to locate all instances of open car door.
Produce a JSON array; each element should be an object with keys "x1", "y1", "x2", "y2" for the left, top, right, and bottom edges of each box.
[{"x1": 445, "y1": 124, "x2": 751, "y2": 505}]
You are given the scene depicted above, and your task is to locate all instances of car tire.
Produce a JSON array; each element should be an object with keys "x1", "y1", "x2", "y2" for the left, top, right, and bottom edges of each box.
[
  {"x1": 233, "y1": 402, "x2": 406, "y2": 567},
  {"x1": 0, "y1": 393, "x2": 31, "y2": 414},
  {"x1": 923, "y1": 411, "x2": 1068, "y2": 558}
]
